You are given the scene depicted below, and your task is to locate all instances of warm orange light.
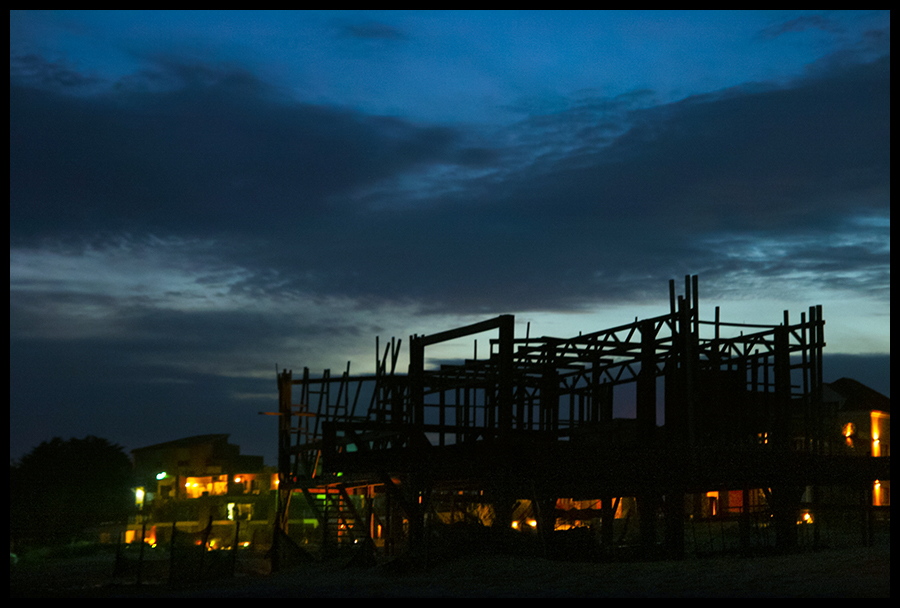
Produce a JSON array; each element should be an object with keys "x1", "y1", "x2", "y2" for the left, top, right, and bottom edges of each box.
[
  {"x1": 870, "y1": 411, "x2": 888, "y2": 458},
  {"x1": 796, "y1": 510, "x2": 814, "y2": 525},
  {"x1": 145, "y1": 525, "x2": 157, "y2": 546}
]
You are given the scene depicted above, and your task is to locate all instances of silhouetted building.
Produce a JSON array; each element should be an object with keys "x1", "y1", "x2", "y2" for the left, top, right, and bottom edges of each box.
[
  {"x1": 824, "y1": 378, "x2": 890, "y2": 505},
  {"x1": 126, "y1": 434, "x2": 276, "y2": 550},
  {"x1": 273, "y1": 278, "x2": 888, "y2": 561}
]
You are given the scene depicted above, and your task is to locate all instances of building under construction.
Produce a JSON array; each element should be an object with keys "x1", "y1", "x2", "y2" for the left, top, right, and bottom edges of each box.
[{"x1": 272, "y1": 276, "x2": 889, "y2": 564}]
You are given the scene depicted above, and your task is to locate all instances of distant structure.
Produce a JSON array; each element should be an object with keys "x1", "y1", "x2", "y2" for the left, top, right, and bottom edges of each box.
[
  {"x1": 127, "y1": 434, "x2": 275, "y2": 550},
  {"x1": 823, "y1": 378, "x2": 890, "y2": 505},
  {"x1": 272, "y1": 276, "x2": 889, "y2": 564}
]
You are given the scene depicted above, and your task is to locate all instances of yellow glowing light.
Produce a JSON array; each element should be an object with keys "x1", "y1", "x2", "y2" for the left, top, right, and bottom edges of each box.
[
  {"x1": 527, "y1": 519, "x2": 537, "y2": 528},
  {"x1": 871, "y1": 411, "x2": 888, "y2": 458},
  {"x1": 234, "y1": 476, "x2": 242, "y2": 483},
  {"x1": 796, "y1": 510, "x2": 814, "y2": 525},
  {"x1": 842, "y1": 422, "x2": 856, "y2": 437},
  {"x1": 511, "y1": 521, "x2": 520, "y2": 530},
  {"x1": 873, "y1": 480, "x2": 884, "y2": 507}
]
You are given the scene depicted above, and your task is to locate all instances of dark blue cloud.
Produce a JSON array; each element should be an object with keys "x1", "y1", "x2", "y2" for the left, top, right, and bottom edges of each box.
[
  {"x1": 10, "y1": 59, "x2": 468, "y2": 241},
  {"x1": 9, "y1": 27, "x2": 890, "y2": 465},
  {"x1": 338, "y1": 20, "x2": 410, "y2": 41},
  {"x1": 10, "y1": 54, "x2": 890, "y2": 314}
]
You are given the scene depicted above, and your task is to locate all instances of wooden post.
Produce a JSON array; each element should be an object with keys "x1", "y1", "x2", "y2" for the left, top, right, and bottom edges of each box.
[
  {"x1": 637, "y1": 319, "x2": 657, "y2": 441},
  {"x1": 498, "y1": 314, "x2": 514, "y2": 436},
  {"x1": 409, "y1": 335, "x2": 425, "y2": 428}
]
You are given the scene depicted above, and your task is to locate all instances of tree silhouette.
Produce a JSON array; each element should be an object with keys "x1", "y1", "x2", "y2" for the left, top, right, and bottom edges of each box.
[{"x1": 10, "y1": 436, "x2": 135, "y2": 546}]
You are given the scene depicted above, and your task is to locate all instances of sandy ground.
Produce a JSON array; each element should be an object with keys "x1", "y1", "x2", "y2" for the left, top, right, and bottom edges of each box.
[{"x1": 11, "y1": 534, "x2": 890, "y2": 597}]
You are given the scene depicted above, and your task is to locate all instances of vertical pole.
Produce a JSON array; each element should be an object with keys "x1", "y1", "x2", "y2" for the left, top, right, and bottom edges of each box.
[
  {"x1": 137, "y1": 516, "x2": 146, "y2": 585},
  {"x1": 773, "y1": 325, "x2": 791, "y2": 452},
  {"x1": 498, "y1": 314, "x2": 514, "y2": 437},
  {"x1": 273, "y1": 368, "x2": 292, "y2": 572},
  {"x1": 669, "y1": 279, "x2": 677, "y2": 318},
  {"x1": 637, "y1": 319, "x2": 658, "y2": 440},
  {"x1": 679, "y1": 295, "x2": 696, "y2": 447},
  {"x1": 691, "y1": 274, "x2": 699, "y2": 337},
  {"x1": 637, "y1": 319, "x2": 659, "y2": 554},
  {"x1": 409, "y1": 335, "x2": 424, "y2": 428},
  {"x1": 232, "y1": 519, "x2": 240, "y2": 577},
  {"x1": 542, "y1": 339, "x2": 559, "y2": 433},
  {"x1": 740, "y1": 486, "x2": 751, "y2": 556},
  {"x1": 772, "y1": 325, "x2": 798, "y2": 552},
  {"x1": 601, "y1": 496, "x2": 615, "y2": 555}
]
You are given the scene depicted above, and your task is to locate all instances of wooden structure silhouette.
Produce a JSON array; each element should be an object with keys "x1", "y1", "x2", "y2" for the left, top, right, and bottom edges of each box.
[{"x1": 272, "y1": 275, "x2": 887, "y2": 562}]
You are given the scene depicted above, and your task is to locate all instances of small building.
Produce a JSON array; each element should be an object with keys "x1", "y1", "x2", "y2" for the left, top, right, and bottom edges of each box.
[
  {"x1": 128, "y1": 434, "x2": 276, "y2": 550},
  {"x1": 824, "y1": 378, "x2": 890, "y2": 506}
]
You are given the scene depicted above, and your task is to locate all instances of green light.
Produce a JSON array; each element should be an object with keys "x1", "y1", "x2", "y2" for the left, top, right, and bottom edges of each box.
[{"x1": 156, "y1": 472, "x2": 167, "y2": 480}]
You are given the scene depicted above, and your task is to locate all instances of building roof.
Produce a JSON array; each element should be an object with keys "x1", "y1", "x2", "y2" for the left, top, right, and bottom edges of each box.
[
  {"x1": 131, "y1": 433, "x2": 231, "y2": 453},
  {"x1": 824, "y1": 378, "x2": 890, "y2": 413}
]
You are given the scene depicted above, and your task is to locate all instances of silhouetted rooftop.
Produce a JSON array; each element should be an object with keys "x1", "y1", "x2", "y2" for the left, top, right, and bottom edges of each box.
[
  {"x1": 131, "y1": 433, "x2": 231, "y2": 453},
  {"x1": 825, "y1": 378, "x2": 890, "y2": 413}
]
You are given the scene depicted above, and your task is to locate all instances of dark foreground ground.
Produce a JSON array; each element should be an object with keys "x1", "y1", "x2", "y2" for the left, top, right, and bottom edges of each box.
[{"x1": 11, "y1": 535, "x2": 889, "y2": 598}]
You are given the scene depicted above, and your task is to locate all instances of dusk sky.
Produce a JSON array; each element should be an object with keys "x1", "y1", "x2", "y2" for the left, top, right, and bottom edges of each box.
[{"x1": 10, "y1": 10, "x2": 890, "y2": 466}]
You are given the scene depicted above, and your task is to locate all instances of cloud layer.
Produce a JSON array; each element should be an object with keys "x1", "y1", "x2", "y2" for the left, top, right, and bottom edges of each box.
[
  {"x1": 10, "y1": 13, "x2": 890, "y2": 463},
  {"x1": 11, "y1": 54, "x2": 890, "y2": 313}
]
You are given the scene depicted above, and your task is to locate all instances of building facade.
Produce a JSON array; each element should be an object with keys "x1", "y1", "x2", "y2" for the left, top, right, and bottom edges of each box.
[{"x1": 127, "y1": 434, "x2": 276, "y2": 550}]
